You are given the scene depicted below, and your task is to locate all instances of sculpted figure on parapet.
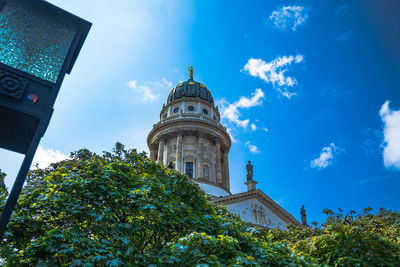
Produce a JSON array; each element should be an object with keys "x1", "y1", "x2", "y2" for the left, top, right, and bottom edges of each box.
[
  {"x1": 301, "y1": 205, "x2": 307, "y2": 226},
  {"x1": 246, "y1": 161, "x2": 253, "y2": 181}
]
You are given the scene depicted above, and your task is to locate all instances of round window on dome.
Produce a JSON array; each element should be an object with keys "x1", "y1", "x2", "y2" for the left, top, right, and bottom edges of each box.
[
  {"x1": 202, "y1": 109, "x2": 208, "y2": 115},
  {"x1": 174, "y1": 107, "x2": 180, "y2": 113},
  {"x1": 188, "y1": 106, "x2": 195, "y2": 112}
]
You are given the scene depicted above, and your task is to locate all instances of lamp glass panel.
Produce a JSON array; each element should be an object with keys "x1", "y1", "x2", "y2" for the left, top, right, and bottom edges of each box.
[{"x1": 0, "y1": 0, "x2": 76, "y2": 83}]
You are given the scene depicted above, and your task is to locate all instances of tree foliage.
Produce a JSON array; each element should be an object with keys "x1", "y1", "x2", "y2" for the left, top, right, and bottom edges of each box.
[
  {"x1": 0, "y1": 168, "x2": 8, "y2": 213},
  {"x1": 0, "y1": 143, "x2": 307, "y2": 266},
  {"x1": 261, "y1": 208, "x2": 400, "y2": 266},
  {"x1": 1, "y1": 143, "x2": 399, "y2": 266}
]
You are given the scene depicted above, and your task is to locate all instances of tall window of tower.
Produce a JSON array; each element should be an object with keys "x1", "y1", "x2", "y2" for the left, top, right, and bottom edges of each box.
[{"x1": 185, "y1": 162, "x2": 194, "y2": 178}]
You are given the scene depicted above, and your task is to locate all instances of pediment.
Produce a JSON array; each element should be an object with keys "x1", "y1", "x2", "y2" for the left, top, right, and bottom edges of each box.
[{"x1": 212, "y1": 189, "x2": 301, "y2": 227}]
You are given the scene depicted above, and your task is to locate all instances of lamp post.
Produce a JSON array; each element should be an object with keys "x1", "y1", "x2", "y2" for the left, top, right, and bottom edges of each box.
[{"x1": 0, "y1": 0, "x2": 91, "y2": 241}]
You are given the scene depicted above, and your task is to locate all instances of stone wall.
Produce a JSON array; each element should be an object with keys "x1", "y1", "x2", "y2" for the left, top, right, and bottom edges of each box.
[{"x1": 225, "y1": 198, "x2": 288, "y2": 229}]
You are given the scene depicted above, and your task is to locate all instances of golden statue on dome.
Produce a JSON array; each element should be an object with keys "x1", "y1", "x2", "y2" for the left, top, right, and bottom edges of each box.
[{"x1": 188, "y1": 66, "x2": 193, "y2": 80}]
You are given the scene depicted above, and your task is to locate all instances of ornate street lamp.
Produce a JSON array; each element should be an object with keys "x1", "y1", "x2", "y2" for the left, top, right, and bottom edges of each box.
[{"x1": 0, "y1": 0, "x2": 91, "y2": 241}]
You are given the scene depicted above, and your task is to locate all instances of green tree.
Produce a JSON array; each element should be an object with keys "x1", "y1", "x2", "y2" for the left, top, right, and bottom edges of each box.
[
  {"x1": 0, "y1": 143, "x2": 306, "y2": 266},
  {"x1": 0, "y1": 169, "x2": 8, "y2": 214},
  {"x1": 261, "y1": 208, "x2": 400, "y2": 266}
]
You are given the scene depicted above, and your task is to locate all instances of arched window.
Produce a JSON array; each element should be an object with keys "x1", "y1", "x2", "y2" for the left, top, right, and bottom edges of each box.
[{"x1": 185, "y1": 162, "x2": 194, "y2": 178}]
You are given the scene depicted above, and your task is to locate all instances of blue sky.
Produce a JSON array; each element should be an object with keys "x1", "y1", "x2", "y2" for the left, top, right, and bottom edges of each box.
[{"x1": 1, "y1": 0, "x2": 400, "y2": 224}]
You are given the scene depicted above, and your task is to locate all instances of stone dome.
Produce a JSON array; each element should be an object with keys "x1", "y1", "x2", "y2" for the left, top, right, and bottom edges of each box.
[{"x1": 167, "y1": 78, "x2": 214, "y2": 104}]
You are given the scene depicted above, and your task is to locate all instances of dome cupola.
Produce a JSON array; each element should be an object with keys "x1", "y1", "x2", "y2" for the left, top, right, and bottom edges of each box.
[{"x1": 167, "y1": 67, "x2": 214, "y2": 104}]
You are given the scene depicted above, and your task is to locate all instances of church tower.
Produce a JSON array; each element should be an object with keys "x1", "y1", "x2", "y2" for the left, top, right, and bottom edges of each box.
[
  {"x1": 147, "y1": 67, "x2": 302, "y2": 229},
  {"x1": 147, "y1": 67, "x2": 232, "y2": 197}
]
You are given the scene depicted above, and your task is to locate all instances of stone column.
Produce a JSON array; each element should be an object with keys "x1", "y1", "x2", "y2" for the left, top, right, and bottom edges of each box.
[
  {"x1": 150, "y1": 145, "x2": 157, "y2": 161},
  {"x1": 197, "y1": 133, "x2": 204, "y2": 179},
  {"x1": 180, "y1": 102, "x2": 185, "y2": 115},
  {"x1": 211, "y1": 143, "x2": 216, "y2": 182},
  {"x1": 157, "y1": 139, "x2": 165, "y2": 164},
  {"x1": 216, "y1": 141, "x2": 222, "y2": 183},
  {"x1": 223, "y1": 152, "x2": 230, "y2": 189},
  {"x1": 167, "y1": 105, "x2": 172, "y2": 117},
  {"x1": 176, "y1": 133, "x2": 183, "y2": 172},
  {"x1": 197, "y1": 102, "x2": 202, "y2": 115}
]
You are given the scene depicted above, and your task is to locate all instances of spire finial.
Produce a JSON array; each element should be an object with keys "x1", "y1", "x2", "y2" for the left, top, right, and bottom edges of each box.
[{"x1": 188, "y1": 66, "x2": 193, "y2": 80}]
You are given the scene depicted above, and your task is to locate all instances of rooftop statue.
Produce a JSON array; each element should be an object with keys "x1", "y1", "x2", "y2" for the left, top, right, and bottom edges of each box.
[
  {"x1": 246, "y1": 161, "x2": 253, "y2": 181},
  {"x1": 188, "y1": 66, "x2": 193, "y2": 80},
  {"x1": 300, "y1": 205, "x2": 307, "y2": 226}
]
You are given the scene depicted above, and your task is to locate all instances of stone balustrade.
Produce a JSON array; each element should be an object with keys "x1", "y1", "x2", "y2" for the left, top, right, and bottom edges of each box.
[{"x1": 155, "y1": 114, "x2": 226, "y2": 130}]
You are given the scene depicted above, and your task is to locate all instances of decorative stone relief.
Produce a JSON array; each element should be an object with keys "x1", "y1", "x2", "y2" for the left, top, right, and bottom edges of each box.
[{"x1": 251, "y1": 203, "x2": 266, "y2": 225}]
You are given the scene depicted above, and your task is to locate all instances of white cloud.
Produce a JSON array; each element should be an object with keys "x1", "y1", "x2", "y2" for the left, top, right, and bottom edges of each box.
[
  {"x1": 245, "y1": 141, "x2": 260, "y2": 154},
  {"x1": 310, "y1": 143, "x2": 339, "y2": 169},
  {"x1": 126, "y1": 78, "x2": 172, "y2": 103},
  {"x1": 32, "y1": 146, "x2": 68, "y2": 169},
  {"x1": 219, "y1": 88, "x2": 265, "y2": 128},
  {"x1": 380, "y1": 101, "x2": 400, "y2": 170},
  {"x1": 243, "y1": 55, "x2": 304, "y2": 98},
  {"x1": 269, "y1": 6, "x2": 308, "y2": 31},
  {"x1": 262, "y1": 127, "x2": 269, "y2": 132},
  {"x1": 250, "y1": 123, "x2": 257, "y2": 131},
  {"x1": 226, "y1": 128, "x2": 238, "y2": 143}
]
